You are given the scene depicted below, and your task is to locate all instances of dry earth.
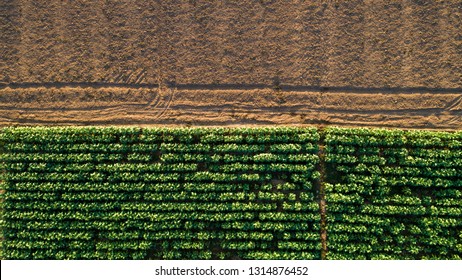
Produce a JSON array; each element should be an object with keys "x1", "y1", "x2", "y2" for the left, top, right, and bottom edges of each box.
[{"x1": 1, "y1": 0, "x2": 461, "y2": 129}]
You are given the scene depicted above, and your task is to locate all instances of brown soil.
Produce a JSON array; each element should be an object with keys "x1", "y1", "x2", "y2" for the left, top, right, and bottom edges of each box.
[
  {"x1": 0, "y1": 86, "x2": 460, "y2": 129},
  {"x1": 0, "y1": 1, "x2": 461, "y2": 129},
  {"x1": 316, "y1": 143, "x2": 328, "y2": 259}
]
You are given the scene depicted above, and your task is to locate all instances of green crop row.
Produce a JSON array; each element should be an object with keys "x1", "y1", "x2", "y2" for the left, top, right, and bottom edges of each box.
[
  {"x1": 0, "y1": 126, "x2": 461, "y2": 260},
  {"x1": 325, "y1": 127, "x2": 462, "y2": 260},
  {"x1": 0, "y1": 127, "x2": 321, "y2": 260}
]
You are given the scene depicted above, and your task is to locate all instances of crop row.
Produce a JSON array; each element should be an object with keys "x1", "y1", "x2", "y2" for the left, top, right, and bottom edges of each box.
[
  {"x1": 1, "y1": 127, "x2": 461, "y2": 260},
  {"x1": 325, "y1": 127, "x2": 462, "y2": 260},
  {"x1": 0, "y1": 127, "x2": 320, "y2": 260}
]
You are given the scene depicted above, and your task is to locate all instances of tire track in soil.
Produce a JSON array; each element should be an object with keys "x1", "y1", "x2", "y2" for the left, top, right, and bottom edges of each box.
[
  {"x1": 2, "y1": 109, "x2": 458, "y2": 129},
  {"x1": 1, "y1": 106, "x2": 459, "y2": 129},
  {"x1": 0, "y1": 84, "x2": 460, "y2": 129},
  {"x1": 446, "y1": 95, "x2": 462, "y2": 111},
  {"x1": 147, "y1": 87, "x2": 175, "y2": 120}
]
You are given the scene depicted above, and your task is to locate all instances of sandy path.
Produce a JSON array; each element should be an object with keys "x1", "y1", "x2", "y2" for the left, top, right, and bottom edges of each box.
[{"x1": 1, "y1": 85, "x2": 460, "y2": 129}]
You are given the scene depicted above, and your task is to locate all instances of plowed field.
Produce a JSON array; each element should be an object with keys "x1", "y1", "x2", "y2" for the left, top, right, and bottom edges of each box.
[{"x1": 1, "y1": 0, "x2": 461, "y2": 129}]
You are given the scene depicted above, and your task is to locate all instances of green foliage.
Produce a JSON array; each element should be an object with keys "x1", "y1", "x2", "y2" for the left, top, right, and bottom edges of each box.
[
  {"x1": 325, "y1": 127, "x2": 462, "y2": 260},
  {"x1": 2, "y1": 126, "x2": 460, "y2": 260},
  {"x1": 0, "y1": 127, "x2": 320, "y2": 260}
]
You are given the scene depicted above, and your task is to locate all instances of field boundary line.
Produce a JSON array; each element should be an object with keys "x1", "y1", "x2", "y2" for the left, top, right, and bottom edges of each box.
[{"x1": 317, "y1": 129, "x2": 328, "y2": 260}]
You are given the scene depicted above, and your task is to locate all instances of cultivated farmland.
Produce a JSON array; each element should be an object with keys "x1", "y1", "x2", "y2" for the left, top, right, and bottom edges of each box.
[
  {"x1": 325, "y1": 128, "x2": 462, "y2": 259},
  {"x1": 0, "y1": 127, "x2": 322, "y2": 259},
  {"x1": 0, "y1": 0, "x2": 461, "y2": 261},
  {"x1": 0, "y1": 0, "x2": 461, "y2": 128},
  {"x1": 0, "y1": 127, "x2": 461, "y2": 259}
]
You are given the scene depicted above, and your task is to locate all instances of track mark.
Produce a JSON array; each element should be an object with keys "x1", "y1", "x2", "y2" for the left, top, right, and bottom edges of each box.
[
  {"x1": 146, "y1": 90, "x2": 161, "y2": 108},
  {"x1": 143, "y1": 86, "x2": 175, "y2": 120},
  {"x1": 446, "y1": 95, "x2": 462, "y2": 111},
  {"x1": 133, "y1": 69, "x2": 147, "y2": 84},
  {"x1": 112, "y1": 72, "x2": 124, "y2": 84},
  {"x1": 155, "y1": 88, "x2": 175, "y2": 119},
  {"x1": 1, "y1": 85, "x2": 460, "y2": 129},
  {"x1": 124, "y1": 69, "x2": 147, "y2": 84}
]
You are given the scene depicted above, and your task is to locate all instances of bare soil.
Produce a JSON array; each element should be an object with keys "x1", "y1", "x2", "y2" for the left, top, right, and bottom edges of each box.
[
  {"x1": 0, "y1": 86, "x2": 460, "y2": 129},
  {"x1": 0, "y1": 0, "x2": 461, "y2": 129}
]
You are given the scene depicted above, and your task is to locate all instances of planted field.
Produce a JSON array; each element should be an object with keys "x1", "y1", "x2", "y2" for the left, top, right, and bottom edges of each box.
[
  {"x1": 1, "y1": 126, "x2": 461, "y2": 260},
  {"x1": 0, "y1": 127, "x2": 321, "y2": 259},
  {"x1": 325, "y1": 128, "x2": 462, "y2": 259},
  {"x1": 1, "y1": 0, "x2": 461, "y2": 263}
]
